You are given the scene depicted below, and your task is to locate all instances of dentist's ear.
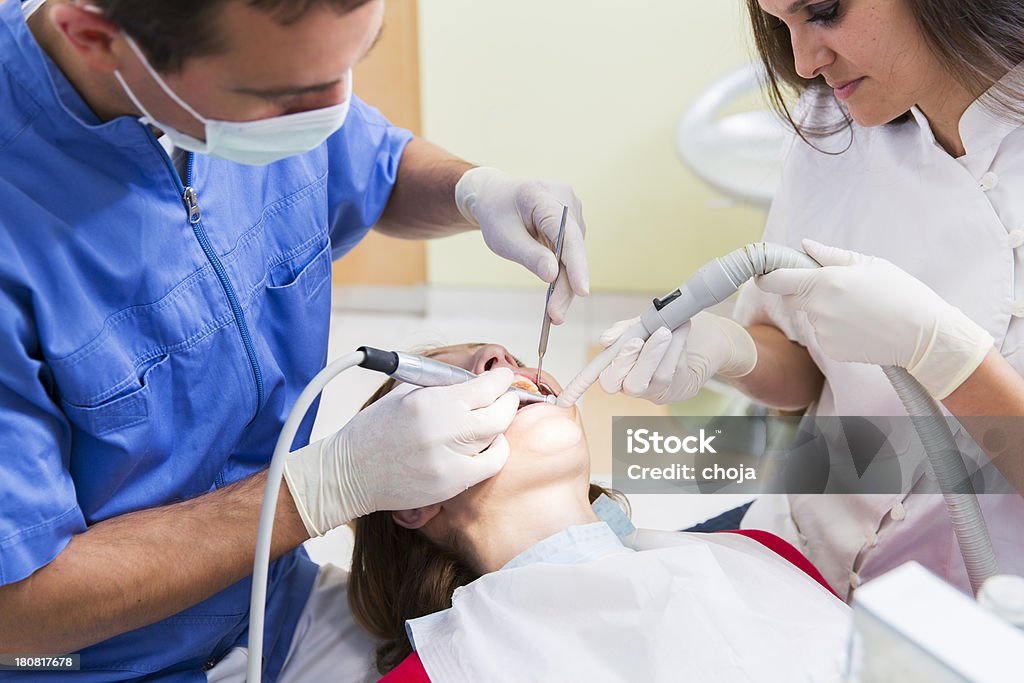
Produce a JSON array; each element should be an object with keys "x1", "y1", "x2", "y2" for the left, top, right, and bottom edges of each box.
[
  {"x1": 392, "y1": 504, "x2": 442, "y2": 530},
  {"x1": 49, "y1": 3, "x2": 121, "y2": 72}
]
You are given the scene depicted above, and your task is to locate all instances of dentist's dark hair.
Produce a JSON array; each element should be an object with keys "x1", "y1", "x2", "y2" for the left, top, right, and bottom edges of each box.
[
  {"x1": 745, "y1": 0, "x2": 1024, "y2": 140},
  {"x1": 90, "y1": 0, "x2": 377, "y2": 72}
]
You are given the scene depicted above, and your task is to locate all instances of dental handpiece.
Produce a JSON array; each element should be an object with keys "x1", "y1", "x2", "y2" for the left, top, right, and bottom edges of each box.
[
  {"x1": 357, "y1": 346, "x2": 556, "y2": 405},
  {"x1": 555, "y1": 243, "x2": 820, "y2": 407}
]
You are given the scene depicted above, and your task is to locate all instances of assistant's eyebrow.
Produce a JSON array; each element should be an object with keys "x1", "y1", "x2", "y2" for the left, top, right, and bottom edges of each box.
[{"x1": 785, "y1": 0, "x2": 814, "y2": 14}]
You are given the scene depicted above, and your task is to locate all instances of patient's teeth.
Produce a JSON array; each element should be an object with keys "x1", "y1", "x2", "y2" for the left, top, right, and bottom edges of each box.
[{"x1": 511, "y1": 377, "x2": 541, "y2": 393}]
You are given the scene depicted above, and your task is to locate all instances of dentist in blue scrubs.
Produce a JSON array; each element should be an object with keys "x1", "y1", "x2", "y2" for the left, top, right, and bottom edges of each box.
[{"x1": 0, "y1": 0, "x2": 590, "y2": 680}]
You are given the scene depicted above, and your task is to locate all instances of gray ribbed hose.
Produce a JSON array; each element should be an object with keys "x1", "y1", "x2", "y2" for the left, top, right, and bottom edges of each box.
[{"x1": 558, "y1": 242, "x2": 998, "y2": 595}]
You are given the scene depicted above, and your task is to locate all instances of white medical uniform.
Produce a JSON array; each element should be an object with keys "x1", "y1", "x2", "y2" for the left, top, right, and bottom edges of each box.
[{"x1": 734, "y1": 76, "x2": 1024, "y2": 601}]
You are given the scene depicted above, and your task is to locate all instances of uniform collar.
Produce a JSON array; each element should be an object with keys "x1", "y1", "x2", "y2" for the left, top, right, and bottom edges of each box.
[
  {"x1": 1, "y1": 0, "x2": 149, "y2": 146},
  {"x1": 908, "y1": 105, "x2": 938, "y2": 149},
  {"x1": 959, "y1": 64, "x2": 1024, "y2": 158},
  {"x1": 907, "y1": 63, "x2": 1024, "y2": 164},
  {"x1": 501, "y1": 522, "x2": 630, "y2": 570}
]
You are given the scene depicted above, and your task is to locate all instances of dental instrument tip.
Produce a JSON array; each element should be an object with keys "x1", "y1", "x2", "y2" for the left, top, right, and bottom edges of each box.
[{"x1": 512, "y1": 388, "x2": 556, "y2": 405}]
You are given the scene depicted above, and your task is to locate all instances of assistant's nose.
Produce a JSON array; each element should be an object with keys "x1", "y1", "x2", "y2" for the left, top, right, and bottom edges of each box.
[
  {"x1": 471, "y1": 345, "x2": 521, "y2": 375},
  {"x1": 790, "y1": 28, "x2": 835, "y2": 80}
]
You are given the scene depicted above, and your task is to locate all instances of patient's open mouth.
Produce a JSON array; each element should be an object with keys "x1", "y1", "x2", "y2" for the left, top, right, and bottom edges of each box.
[
  {"x1": 511, "y1": 375, "x2": 542, "y2": 394},
  {"x1": 511, "y1": 374, "x2": 556, "y2": 398}
]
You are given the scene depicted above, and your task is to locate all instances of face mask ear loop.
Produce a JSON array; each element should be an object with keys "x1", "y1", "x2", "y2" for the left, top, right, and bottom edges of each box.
[
  {"x1": 119, "y1": 33, "x2": 209, "y2": 126},
  {"x1": 112, "y1": 69, "x2": 159, "y2": 128},
  {"x1": 23, "y1": 0, "x2": 47, "y2": 20}
]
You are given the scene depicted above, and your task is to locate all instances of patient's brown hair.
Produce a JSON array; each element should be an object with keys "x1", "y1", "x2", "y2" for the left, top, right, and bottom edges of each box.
[{"x1": 346, "y1": 345, "x2": 621, "y2": 674}]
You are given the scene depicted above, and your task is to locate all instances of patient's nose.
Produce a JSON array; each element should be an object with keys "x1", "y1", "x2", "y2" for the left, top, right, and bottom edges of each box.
[{"x1": 472, "y1": 345, "x2": 520, "y2": 374}]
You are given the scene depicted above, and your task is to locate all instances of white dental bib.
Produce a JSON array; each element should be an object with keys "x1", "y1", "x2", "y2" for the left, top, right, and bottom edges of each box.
[{"x1": 406, "y1": 525, "x2": 850, "y2": 682}]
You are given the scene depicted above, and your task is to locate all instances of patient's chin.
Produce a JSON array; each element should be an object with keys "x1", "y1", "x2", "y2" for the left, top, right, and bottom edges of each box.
[{"x1": 506, "y1": 407, "x2": 584, "y2": 453}]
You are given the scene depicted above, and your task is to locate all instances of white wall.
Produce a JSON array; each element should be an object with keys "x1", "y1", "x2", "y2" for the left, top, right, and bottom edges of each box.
[{"x1": 418, "y1": 0, "x2": 769, "y2": 293}]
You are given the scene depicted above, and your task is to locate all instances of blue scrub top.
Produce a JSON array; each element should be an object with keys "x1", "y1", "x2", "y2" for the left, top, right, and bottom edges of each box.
[{"x1": 0, "y1": 2, "x2": 413, "y2": 680}]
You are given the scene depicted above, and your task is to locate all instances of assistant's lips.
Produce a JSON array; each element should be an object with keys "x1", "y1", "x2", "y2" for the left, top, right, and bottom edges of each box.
[{"x1": 831, "y1": 77, "x2": 865, "y2": 101}]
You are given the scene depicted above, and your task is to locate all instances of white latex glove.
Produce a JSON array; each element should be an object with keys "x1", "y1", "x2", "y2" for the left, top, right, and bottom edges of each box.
[
  {"x1": 455, "y1": 166, "x2": 589, "y2": 323},
  {"x1": 283, "y1": 368, "x2": 518, "y2": 537},
  {"x1": 598, "y1": 311, "x2": 758, "y2": 404},
  {"x1": 756, "y1": 239, "x2": 994, "y2": 399}
]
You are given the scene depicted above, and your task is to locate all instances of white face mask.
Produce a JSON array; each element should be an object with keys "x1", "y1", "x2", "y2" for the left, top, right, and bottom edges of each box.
[
  {"x1": 113, "y1": 34, "x2": 353, "y2": 165},
  {"x1": 22, "y1": 0, "x2": 47, "y2": 19}
]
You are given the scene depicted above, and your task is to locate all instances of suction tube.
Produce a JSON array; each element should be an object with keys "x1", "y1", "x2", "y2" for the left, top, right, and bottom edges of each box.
[{"x1": 558, "y1": 242, "x2": 997, "y2": 594}]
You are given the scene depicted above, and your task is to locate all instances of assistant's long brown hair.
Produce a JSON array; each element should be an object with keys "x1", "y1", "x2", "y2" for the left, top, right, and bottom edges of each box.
[
  {"x1": 746, "y1": 0, "x2": 1024, "y2": 141},
  {"x1": 346, "y1": 345, "x2": 623, "y2": 674}
]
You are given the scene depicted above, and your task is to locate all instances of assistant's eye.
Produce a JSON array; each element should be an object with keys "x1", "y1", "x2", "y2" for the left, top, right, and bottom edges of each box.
[
  {"x1": 767, "y1": 14, "x2": 787, "y2": 32},
  {"x1": 806, "y1": 1, "x2": 841, "y2": 26}
]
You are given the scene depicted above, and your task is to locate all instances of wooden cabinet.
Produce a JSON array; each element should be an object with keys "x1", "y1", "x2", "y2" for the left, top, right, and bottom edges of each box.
[{"x1": 331, "y1": 0, "x2": 426, "y2": 287}]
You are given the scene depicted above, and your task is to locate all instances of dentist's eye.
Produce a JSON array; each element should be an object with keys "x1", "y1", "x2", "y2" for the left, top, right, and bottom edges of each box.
[{"x1": 807, "y1": 1, "x2": 841, "y2": 26}]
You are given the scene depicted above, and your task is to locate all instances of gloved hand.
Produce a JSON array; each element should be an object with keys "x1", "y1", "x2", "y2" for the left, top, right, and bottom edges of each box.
[
  {"x1": 283, "y1": 368, "x2": 519, "y2": 537},
  {"x1": 455, "y1": 166, "x2": 589, "y2": 323},
  {"x1": 598, "y1": 311, "x2": 758, "y2": 404},
  {"x1": 756, "y1": 239, "x2": 994, "y2": 399}
]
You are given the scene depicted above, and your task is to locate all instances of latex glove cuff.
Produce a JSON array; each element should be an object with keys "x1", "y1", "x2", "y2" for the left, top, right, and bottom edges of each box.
[
  {"x1": 454, "y1": 166, "x2": 500, "y2": 225},
  {"x1": 283, "y1": 432, "x2": 367, "y2": 538},
  {"x1": 714, "y1": 315, "x2": 759, "y2": 379},
  {"x1": 907, "y1": 308, "x2": 994, "y2": 400}
]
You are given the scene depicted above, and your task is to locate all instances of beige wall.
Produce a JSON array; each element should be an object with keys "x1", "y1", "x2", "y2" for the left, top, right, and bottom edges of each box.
[{"x1": 418, "y1": 0, "x2": 768, "y2": 293}]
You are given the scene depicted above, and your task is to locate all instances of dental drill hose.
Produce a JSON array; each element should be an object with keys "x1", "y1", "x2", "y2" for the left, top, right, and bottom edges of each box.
[
  {"x1": 558, "y1": 242, "x2": 998, "y2": 595},
  {"x1": 248, "y1": 350, "x2": 367, "y2": 683},
  {"x1": 248, "y1": 347, "x2": 552, "y2": 681}
]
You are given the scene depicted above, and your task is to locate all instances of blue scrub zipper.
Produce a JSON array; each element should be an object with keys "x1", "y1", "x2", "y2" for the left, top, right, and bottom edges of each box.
[
  {"x1": 180, "y1": 153, "x2": 266, "y2": 417},
  {"x1": 148, "y1": 149, "x2": 266, "y2": 421}
]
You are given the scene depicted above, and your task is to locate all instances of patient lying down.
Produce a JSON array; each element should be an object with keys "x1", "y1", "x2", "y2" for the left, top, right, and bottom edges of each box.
[{"x1": 348, "y1": 344, "x2": 850, "y2": 682}]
